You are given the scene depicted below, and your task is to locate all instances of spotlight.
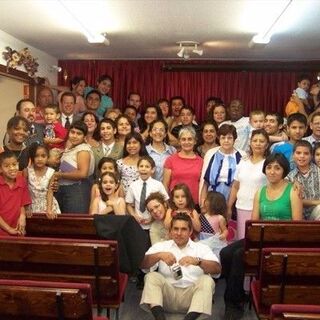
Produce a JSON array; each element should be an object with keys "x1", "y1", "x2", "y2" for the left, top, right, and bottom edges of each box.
[
  {"x1": 176, "y1": 41, "x2": 204, "y2": 59},
  {"x1": 50, "y1": 65, "x2": 62, "y2": 72},
  {"x1": 177, "y1": 46, "x2": 185, "y2": 58},
  {"x1": 192, "y1": 44, "x2": 203, "y2": 56}
]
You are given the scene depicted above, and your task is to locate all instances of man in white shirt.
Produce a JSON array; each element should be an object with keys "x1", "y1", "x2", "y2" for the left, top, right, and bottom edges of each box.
[{"x1": 140, "y1": 214, "x2": 221, "y2": 320}]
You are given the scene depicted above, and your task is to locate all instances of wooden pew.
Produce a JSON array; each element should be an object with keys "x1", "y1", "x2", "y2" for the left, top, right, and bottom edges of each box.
[
  {"x1": 251, "y1": 248, "x2": 320, "y2": 319},
  {"x1": 0, "y1": 279, "x2": 109, "y2": 320},
  {"x1": 270, "y1": 304, "x2": 320, "y2": 320},
  {"x1": 26, "y1": 213, "x2": 99, "y2": 239},
  {"x1": 244, "y1": 220, "x2": 320, "y2": 277},
  {"x1": 0, "y1": 236, "x2": 128, "y2": 319}
]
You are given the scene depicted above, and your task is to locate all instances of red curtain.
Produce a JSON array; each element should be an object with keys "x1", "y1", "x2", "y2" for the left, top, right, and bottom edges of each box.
[{"x1": 58, "y1": 60, "x2": 316, "y2": 121}]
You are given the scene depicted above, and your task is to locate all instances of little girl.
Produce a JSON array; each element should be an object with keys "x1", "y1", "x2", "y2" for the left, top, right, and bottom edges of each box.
[
  {"x1": 24, "y1": 143, "x2": 60, "y2": 219},
  {"x1": 314, "y1": 142, "x2": 320, "y2": 167},
  {"x1": 164, "y1": 183, "x2": 201, "y2": 232},
  {"x1": 116, "y1": 132, "x2": 148, "y2": 195},
  {"x1": 199, "y1": 191, "x2": 228, "y2": 257},
  {"x1": 90, "y1": 157, "x2": 124, "y2": 202},
  {"x1": 89, "y1": 172, "x2": 126, "y2": 215}
]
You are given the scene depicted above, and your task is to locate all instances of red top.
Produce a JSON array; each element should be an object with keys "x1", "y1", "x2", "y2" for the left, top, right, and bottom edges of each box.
[
  {"x1": 164, "y1": 153, "x2": 203, "y2": 204},
  {"x1": 0, "y1": 174, "x2": 31, "y2": 235}
]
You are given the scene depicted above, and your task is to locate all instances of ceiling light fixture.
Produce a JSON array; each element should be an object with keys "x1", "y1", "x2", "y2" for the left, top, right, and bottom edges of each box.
[
  {"x1": 58, "y1": 0, "x2": 110, "y2": 45},
  {"x1": 249, "y1": 0, "x2": 292, "y2": 48},
  {"x1": 50, "y1": 65, "x2": 62, "y2": 72},
  {"x1": 176, "y1": 41, "x2": 203, "y2": 60}
]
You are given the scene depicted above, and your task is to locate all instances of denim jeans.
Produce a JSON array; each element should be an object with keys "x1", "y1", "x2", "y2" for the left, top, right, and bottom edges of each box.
[{"x1": 55, "y1": 178, "x2": 92, "y2": 214}]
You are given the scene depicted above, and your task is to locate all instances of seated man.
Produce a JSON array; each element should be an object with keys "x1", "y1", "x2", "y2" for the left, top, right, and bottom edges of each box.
[{"x1": 140, "y1": 213, "x2": 221, "y2": 320}]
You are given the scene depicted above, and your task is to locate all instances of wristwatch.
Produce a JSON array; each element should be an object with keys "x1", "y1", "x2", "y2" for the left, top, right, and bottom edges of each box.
[{"x1": 196, "y1": 257, "x2": 202, "y2": 266}]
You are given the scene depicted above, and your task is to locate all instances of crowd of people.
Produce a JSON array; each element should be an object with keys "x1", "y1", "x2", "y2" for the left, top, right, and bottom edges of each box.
[{"x1": 1, "y1": 73, "x2": 320, "y2": 320}]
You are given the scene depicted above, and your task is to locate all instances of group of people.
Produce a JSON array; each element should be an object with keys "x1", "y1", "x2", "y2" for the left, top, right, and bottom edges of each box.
[{"x1": 1, "y1": 72, "x2": 320, "y2": 320}]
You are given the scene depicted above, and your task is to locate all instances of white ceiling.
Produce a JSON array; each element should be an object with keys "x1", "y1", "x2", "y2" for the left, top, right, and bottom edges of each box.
[{"x1": 0, "y1": 0, "x2": 319, "y2": 61}]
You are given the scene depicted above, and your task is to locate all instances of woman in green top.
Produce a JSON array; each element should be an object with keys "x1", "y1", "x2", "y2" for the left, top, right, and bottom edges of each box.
[{"x1": 252, "y1": 153, "x2": 303, "y2": 221}]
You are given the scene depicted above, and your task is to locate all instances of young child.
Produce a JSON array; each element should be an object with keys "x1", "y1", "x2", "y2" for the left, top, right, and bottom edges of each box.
[
  {"x1": 270, "y1": 113, "x2": 307, "y2": 170},
  {"x1": 90, "y1": 157, "x2": 124, "y2": 202},
  {"x1": 164, "y1": 183, "x2": 201, "y2": 233},
  {"x1": 89, "y1": 171, "x2": 126, "y2": 215},
  {"x1": 44, "y1": 105, "x2": 67, "y2": 150},
  {"x1": 199, "y1": 191, "x2": 228, "y2": 257},
  {"x1": 249, "y1": 110, "x2": 265, "y2": 130},
  {"x1": 126, "y1": 156, "x2": 169, "y2": 230},
  {"x1": 24, "y1": 143, "x2": 60, "y2": 219},
  {"x1": 294, "y1": 74, "x2": 310, "y2": 106},
  {"x1": 288, "y1": 140, "x2": 320, "y2": 220},
  {"x1": 0, "y1": 151, "x2": 31, "y2": 235},
  {"x1": 285, "y1": 74, "x2": 311, "y2": 116},
  {"x1": 314, "y1": 142, "x2": 320, "y2": 167}
]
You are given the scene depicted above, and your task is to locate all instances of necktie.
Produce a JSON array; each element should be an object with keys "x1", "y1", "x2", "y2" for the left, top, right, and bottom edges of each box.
[
  {"x1": 30, "y1": 124, "x2": 35, "y2": 135},
  {"x1": 104, "y1": 145, "x2": 110, "y2": 156},
  {"x1": 65, "y1": 117, "x2": 71, "y2": 130},
  {"x1": 139, "y1": 182, "x2": 147, "y2": 212}
]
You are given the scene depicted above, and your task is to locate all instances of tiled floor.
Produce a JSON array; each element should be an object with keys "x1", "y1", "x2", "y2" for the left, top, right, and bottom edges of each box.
[{"x1": 110, "y1": 278, "x2": 258, "y2": 320}]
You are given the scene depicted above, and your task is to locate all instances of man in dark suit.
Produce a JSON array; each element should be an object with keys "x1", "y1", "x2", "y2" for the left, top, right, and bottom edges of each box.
[
  {"x1": 60, "y1": 92, "x2": 81, "y2": 129},
  {"x1": 16, "y1": 99, "x2": 44, "y2": 146}
]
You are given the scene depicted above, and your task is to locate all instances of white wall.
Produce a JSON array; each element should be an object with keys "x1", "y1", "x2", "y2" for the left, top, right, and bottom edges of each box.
[{"x1": 0, "y1": 29, "x2": 58, "y2": 83}]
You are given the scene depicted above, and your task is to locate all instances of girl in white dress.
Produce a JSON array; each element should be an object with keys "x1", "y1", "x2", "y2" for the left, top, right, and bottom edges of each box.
[{"x1": 25, "y1": 143, "x2": 60, "y2": 219}]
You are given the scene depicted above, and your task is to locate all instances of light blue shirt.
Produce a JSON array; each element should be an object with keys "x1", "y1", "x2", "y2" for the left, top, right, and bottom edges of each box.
[{"x1": 146, "y1": 144, "x2": 176, "y2": 181}]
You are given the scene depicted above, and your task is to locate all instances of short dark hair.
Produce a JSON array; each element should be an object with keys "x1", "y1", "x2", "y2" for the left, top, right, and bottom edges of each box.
[
  {"x1": 98, "y1": 157, "x2": 117, "y2": 172},
  {"x1": 45, "y1": 104, "x2": 60, "y2": 114},
  {"x1": 170, "y1": 212, "x2": 193, "y2": 231},
  {"x1": 297, "y1": 73, "x2": 311, "y2": 83},
  {"x1": 7, "y1": 116, "x2": 30, "y2": 132},
  {"x1": 85, "y1": 89, "x2": 101, "y2": 101},
  {"x1": 262, "y1": 153, "x2": 290, "y2": 178},
  {"x1": 127, "y1": 92, "x2": 141, "y2": 100},
  {"x1": 60, "y1": 91, "x2": 76, "y2": 103},
  {"x1": 265, "y1": 112, "x2": 284, "y2": 126},
  {"x1": 124, "y1": 105, "x2": 138, "y2": 115},
  {"x1": 293, "y1": 140, "x2": 312, "y2": 154},
  {"x1": 137, "y1": 155, "x2": 156, "y2": 168},
  {"x1": 16, "y1": 99, "x2": 34, "y2": 112},
  {"x1": 179, "y1": 105, "x2": 195, "y2": 116},
  {"x1": 287, "y1": 113, "x2": 307, "y2": 127},
  {"x1": 310, "y1": 111, "x2": 320, "y2": 123},
  {"x1": 97, "y1": 75, "x2": 113, "y2": 84},
  {"x1": 170, "y1": 96, "x2": 185, "y2": 107},
  {"x1": 0, "y1": 150, "x2": 17, "y2": 166},
  {"x1": 69, "y1": 120, "x2": 88, "y2": 136},
  {"x1": 218, "y1": 124, "x2": 237, "y2": 140}
]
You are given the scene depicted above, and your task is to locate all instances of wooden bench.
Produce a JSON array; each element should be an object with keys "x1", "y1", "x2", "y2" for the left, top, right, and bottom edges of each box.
[
  {"x1": 0, "y1": 279, "x2": 109, "y2": 320},
  {"x1": 244, "y1": 220, "x2": 320, "y2": 277},
  {"x1": 26, "y1": 213, "x2": 99, "y2": 239},
  {"x1": 0, "y1": 236, "x2": 128, "y2": 319},
  {"x1": 270, "y1": 304, "x2": 320, "y2": 320},
  {"x1": 251, "y1": 248, "x2": 320, "y2": 319}
]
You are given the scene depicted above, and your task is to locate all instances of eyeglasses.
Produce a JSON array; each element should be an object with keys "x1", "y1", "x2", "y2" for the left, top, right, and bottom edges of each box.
[{"x1": 152, "y1": 127, "x2": 165, "y2": 133}]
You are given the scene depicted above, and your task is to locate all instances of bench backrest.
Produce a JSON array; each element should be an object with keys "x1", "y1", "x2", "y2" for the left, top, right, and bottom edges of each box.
[
  {"x1": 259, "y1": 248, "x2": 320, "y2": 308},
  {"x1": 244, "y1": 220, "x2": 320, "y2": 275},
  {"x1": 0, "y1": 279, "x2": 94, "y2": 319},
  {"x1": 26, "y1": 214, "x2": 99, "y2": 239},
  {"x1": 0, "y1": 236, "x2": 121, "y2": 310}
]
